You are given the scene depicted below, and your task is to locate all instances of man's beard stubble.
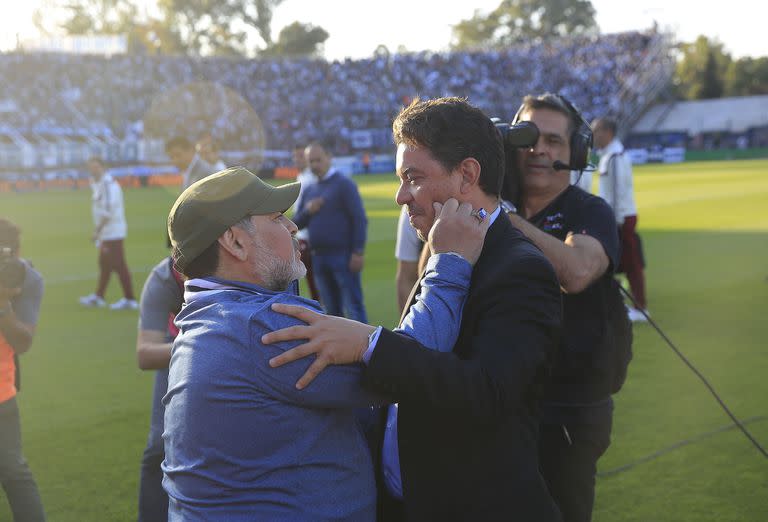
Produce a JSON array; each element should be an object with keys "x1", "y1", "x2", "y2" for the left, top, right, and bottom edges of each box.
[{"x1": 251, "y1": 241, "x2": 306, "y2": 292}]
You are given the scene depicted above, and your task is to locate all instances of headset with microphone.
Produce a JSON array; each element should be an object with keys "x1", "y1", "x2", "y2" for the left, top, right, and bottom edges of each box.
[{"x1": 512, "y1": 93, "x2": 596, "y2": 172}]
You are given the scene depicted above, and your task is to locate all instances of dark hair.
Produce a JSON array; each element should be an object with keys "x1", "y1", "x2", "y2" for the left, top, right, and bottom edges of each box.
[
  {"x1": 173, "y1": 241, "x2": 219, "y2": 279},
  {"x1": 392, "y1": 97, "x2": 504, "y2": 197},
  {"x1": 165, "y1": 136, "x2": 193, "y2": 152},
  {"x1": 516, "y1": 93, "x2": 580, "y2": 138},
  {"x1": 0, "y1": 218, "x2": 20, "y2": 254},
  {"x1": 593, "y1": 117, "x2": 618, "y2": 136}
]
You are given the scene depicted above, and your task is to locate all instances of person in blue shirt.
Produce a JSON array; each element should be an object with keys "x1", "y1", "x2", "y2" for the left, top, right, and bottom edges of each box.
[
  {"x1": 292, "y1": 142, "x2": 369, "y2": 322},
  {"x1": 163, "y1": 166, "x2": 488, "y2": 521}
]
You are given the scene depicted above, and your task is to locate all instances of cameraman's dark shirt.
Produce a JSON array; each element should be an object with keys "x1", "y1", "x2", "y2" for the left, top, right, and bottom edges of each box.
[{"x1": 529, "y1": 186, "x2": 619, "y2": 423}]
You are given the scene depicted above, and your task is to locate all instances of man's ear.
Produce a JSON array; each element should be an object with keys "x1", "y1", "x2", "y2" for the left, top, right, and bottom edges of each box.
[
  {"x1": 458, "y1": 157, "x2": 481, "y2": 195},
  {"x1": 218, "y1": 227, "x2": 248, "y2": 261}
]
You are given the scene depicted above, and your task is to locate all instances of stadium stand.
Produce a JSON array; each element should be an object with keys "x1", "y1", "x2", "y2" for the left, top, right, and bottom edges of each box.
[
  {"x1": 629, "y1": 95, "x2": 768, "y2": 151},
  {"x1": 0, "y1": 29, "x2": 673, "y2": 183}
]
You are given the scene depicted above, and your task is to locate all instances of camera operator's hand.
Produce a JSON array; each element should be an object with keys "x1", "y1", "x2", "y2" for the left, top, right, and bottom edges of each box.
[
  {"x1": 428, "y1": 198, "x2": 490, "y2": 266},
  {"x1": 0, "y1": 285, "x2": 21, "y2": 310}
]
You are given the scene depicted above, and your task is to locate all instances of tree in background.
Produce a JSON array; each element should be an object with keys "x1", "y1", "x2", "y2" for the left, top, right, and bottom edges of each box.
[
  {"x1": 33, "y1": 0, "x2": 326, "y2": 58},
  {"x1": 156, "y1": 0, "x2": 286, "y2": 56},
  {"x1": 261, "y1": 22, "x2": 329, "y2": 58},
  {"x1": 32, "y1": 0, "x2": 181, "y2": 54},
  {"x1": 451, "y1": 0, "x2": 597, "y2": 50},
  {"x1": 673, "y1": 35, "x2": 768, "y2": 100},
  {"x1": 724, "y1": 57, "x2": 768, "y2": 96},
  {"x1": 674, "y1": 35, "x2": 730, "y2": 100}
]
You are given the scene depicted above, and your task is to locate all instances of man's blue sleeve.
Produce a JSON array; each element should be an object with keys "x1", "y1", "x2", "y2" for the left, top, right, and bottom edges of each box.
[{"x1": 395, "y1": 253, "x2": 472, "y2": 352}]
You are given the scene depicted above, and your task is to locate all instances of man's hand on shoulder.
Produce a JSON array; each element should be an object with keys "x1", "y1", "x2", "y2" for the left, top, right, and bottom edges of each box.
[
  {"x1": 0, "y1": 285, "x2": 20, "y2": 307},
  {"x1": 264, "y1": 304, "x2": 375, "y2": 389},
  {"x1": 429, "y1": 198, "x2": 490, "y2": 266}
]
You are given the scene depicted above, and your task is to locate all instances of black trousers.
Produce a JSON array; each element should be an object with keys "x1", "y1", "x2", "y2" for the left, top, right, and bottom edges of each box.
[{"x1": 538, "y1": 418, "x2": 612, "y2": 522}]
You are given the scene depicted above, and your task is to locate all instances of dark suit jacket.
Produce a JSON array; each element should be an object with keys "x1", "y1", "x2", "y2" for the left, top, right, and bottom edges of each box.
[{"x1": 364, "y1": 214, "x2": 563, "y2": 521}]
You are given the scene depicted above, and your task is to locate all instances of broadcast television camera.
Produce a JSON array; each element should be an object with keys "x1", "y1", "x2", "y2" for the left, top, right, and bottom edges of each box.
[{"x1": 493, "y1": 119, "x2": 539, "y2": 208}]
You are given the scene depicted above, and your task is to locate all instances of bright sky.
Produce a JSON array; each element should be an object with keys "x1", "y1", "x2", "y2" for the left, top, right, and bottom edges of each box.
[{"x1": 0, "y1": 0, "x2": 765, "y2": 59}]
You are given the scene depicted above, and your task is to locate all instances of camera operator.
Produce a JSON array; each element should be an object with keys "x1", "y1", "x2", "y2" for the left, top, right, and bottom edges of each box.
[
  {"x1": 0, "y1": 218, "x2": 46, "y2": 522},
  {"x1": 503, "y1": 94, "x2": 621, "y2": 522}
]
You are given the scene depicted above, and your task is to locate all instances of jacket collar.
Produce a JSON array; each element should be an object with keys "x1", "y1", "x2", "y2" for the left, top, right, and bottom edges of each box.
[{"x1": 184, "y1": 276, "x2": 298, "y2": 303}]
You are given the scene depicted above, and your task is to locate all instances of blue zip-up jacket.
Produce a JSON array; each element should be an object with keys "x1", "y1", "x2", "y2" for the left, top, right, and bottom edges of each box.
[
  {"x1": 292, "y1": 171, "x2": 367, "y2": 253},
  {"x1": 162, "y1": 253, "x2": 472, "y2": 521}
]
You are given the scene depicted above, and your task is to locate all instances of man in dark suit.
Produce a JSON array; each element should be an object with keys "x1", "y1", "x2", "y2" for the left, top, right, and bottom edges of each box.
[{"x1": 264, "y1": 97, "x2": 563, "y2": 522}]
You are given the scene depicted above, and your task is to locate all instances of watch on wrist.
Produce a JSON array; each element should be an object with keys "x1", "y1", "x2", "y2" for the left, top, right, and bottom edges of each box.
[{"x1": 501, "y1": 199, "x2": 517, "y2": 215}]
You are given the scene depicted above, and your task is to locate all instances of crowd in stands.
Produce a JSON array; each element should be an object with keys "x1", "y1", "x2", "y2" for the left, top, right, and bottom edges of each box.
[{"x1": 0, "y1": 30, "x2": 660, "y2": 155}]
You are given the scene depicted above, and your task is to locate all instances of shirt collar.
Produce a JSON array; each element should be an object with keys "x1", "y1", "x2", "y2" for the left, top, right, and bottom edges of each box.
[
  {"x1": 184, "y1": 276, "x2": 298, "y2": 303},
  {"x1": 320, "y1": 168, "x2": 337, "y2": 181},
  {"x1": 487, "y1": 205, "x2": 501, "y2": 226},
  {"x1": 597, "y1": 138, "x2": 624, "y2": 157}
]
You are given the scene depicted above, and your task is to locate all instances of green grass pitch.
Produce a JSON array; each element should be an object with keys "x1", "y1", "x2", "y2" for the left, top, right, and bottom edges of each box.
[{"x1": 1, "y1": 159, "x2": 766, "y2": 521}]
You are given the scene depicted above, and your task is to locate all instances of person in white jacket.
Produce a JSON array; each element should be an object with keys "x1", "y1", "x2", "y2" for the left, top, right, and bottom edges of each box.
[
  {"x1": 593, "y1": 117, "x2": 648, "y2": 321},
  {"x1": 79, "y1": 157, "x2": 137, "y2": 310}
]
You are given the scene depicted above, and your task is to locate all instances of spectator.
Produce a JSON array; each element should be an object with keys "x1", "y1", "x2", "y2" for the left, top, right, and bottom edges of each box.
[
  {"x1": 0, "y1": 30, "x2": 664, "y2": 156},
  {"x1": 291, "y1": 144, "x2": 320, "y2": 301},
  {"x1": 593, "y1": 116, "x2": 648, "y2": 321},
  {"x1": 195, "y1": 133, "x2": 227, "y2": 171},
  {"x1": 165, "y1": 137, "x2": 214, "y2": 190},
  {"x1": 79, "y1": 157, "x2": 137, "y2": 310},
  {"x1": 292, "y1": 142, "x2": 368, "y2": 322}
]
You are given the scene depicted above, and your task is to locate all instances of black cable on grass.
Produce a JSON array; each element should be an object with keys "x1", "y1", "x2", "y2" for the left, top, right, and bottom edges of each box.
[
  {"x1": 598, "y1": 415, "x2": 768, "y2": 477},
  {"x1": 620, "y1": 285, "x2": 768, "y2": 460}
]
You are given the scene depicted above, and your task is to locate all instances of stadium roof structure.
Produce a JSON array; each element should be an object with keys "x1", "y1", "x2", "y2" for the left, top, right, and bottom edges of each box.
[{"x1": 631, "y1": 95, "x2": 768, "y2": 135}]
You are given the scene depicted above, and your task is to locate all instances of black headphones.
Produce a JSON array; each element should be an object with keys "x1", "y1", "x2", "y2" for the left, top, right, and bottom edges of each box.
[{"x1": 513, "y1": 93, "x2": 594, "y2": 171}]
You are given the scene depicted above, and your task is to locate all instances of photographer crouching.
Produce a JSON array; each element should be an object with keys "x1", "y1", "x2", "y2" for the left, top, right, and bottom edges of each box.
[{"x1": 0, "y1": 218, "x2": 46, "y2": 522}]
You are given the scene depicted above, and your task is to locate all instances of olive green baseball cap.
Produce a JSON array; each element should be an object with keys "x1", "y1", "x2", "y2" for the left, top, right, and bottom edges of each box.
[{"x1": 168, "y1": 166, "x2": 300, "y2": 271}]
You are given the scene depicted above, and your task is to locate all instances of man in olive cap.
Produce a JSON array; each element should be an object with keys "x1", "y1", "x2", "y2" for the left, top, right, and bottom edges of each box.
[{"x1": 162, "y1": 166, "x2": 488, "y2": 521}]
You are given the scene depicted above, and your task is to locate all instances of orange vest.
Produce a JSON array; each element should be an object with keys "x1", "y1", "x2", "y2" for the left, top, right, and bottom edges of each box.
[{"x1": 0, "y1": 333, "x2": 16, "y2": 402}]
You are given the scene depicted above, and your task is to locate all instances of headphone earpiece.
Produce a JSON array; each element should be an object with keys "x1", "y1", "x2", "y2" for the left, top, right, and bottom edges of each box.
[{"x1": 556, "y1": 94, "x2": 593, "y2": 171}]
